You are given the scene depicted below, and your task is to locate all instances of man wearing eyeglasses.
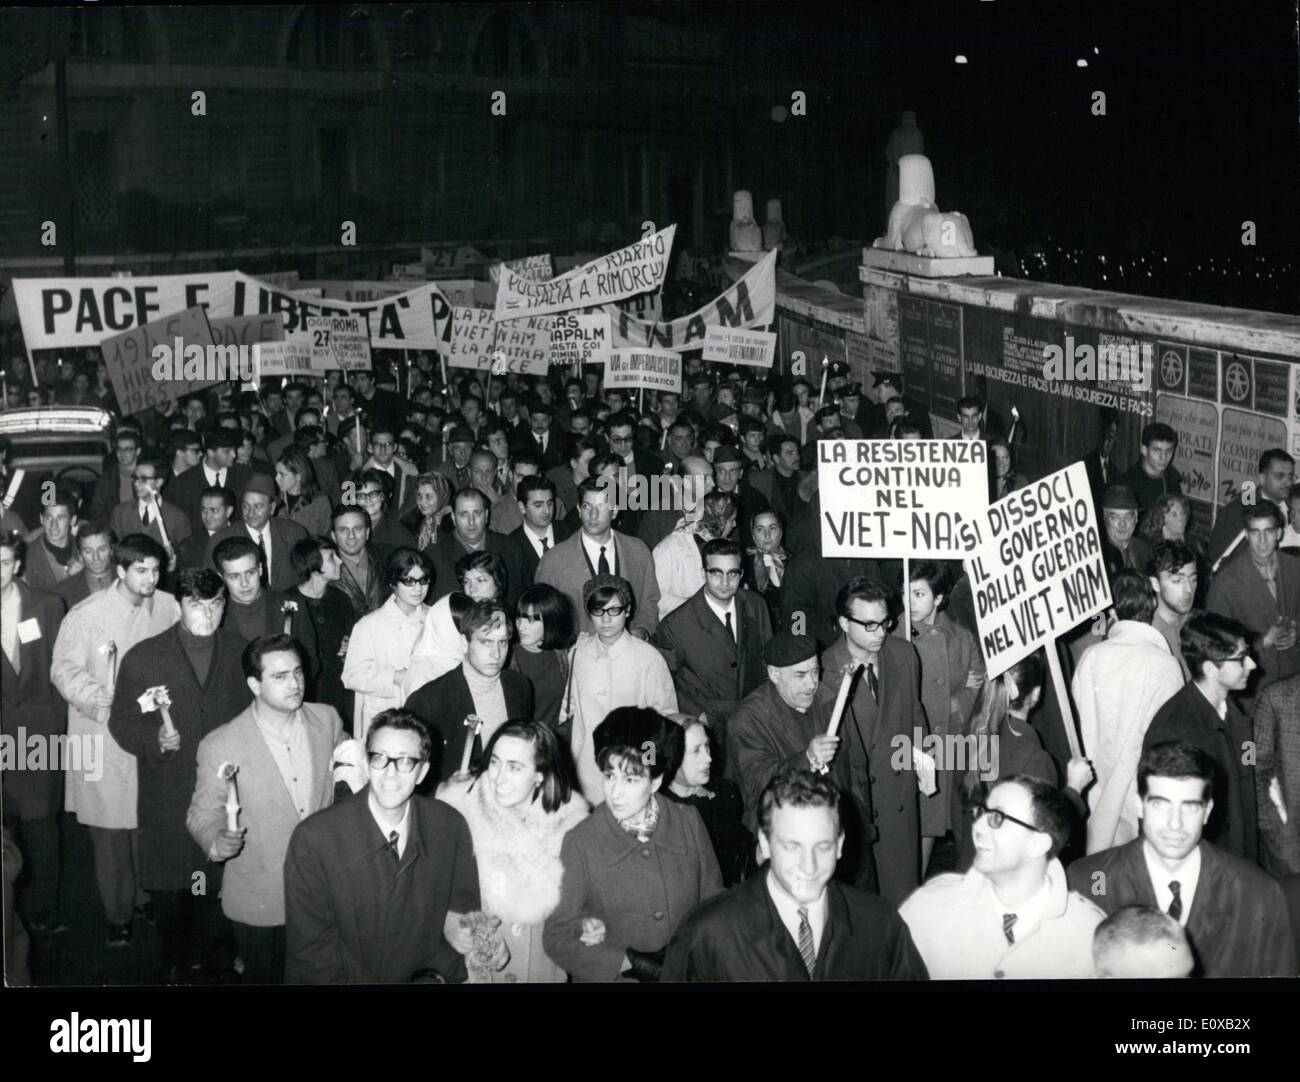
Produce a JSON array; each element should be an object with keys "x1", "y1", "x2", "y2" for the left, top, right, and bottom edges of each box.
[
  {"x1": 362, "y1": 423, "x2": 418, "y2": 512},
  {"x1": 606, "y1": 412, "x2": 665, "y2": 479},
  {"x1": 284, "y1": 708, "x2": 482, "y2": 983},
  {"x1": 188, "y1": 634, "x2": 346, "y2": 985},
  {"x1": 899, "y1": 775, "x2": 1105, "y2": 978},
  {"x1": 353, "y1": 469, "x2": 417, "y2": 553},
  {"x1": 818, "y1": 577, "x2": 928, "y2": 905},
  {"x1": 108, "y1": 453, "x2": 192, "y2": 576}
]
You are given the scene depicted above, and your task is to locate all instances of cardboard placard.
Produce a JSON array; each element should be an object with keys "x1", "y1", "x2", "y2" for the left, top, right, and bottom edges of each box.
[
  {"x1": 489, "y1": 254, "x2": 553, "y2": 283},
  {"x1": 444, "y1": 306, "x2": 497, "y2": 370},
  {"x1": 253, "y1": 340, "x2": 314, "y2": 378},
  {"x1": 604, "y1": 348, "x2": 682, "y2": 393},
  {"x1": 549, "y1": 313, "x2": 612, "y2": 369},
  {"x1": 100, "y1": 305, "x2": 218, "y2": 416},
  {"x1": 702, "y1": 326, "x2": 776, "y2": 368}
]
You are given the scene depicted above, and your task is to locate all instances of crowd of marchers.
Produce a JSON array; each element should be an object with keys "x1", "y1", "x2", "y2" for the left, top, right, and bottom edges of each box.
[{"x1": 2, "y1": 356, "x2": 1298, "y2": 984}]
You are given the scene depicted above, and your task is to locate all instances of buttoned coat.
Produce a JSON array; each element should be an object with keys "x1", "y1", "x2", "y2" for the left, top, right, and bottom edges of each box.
[
  {"x1": 108, "y1": 497, "x2": 194, "y2": 556},
  {"x1": 1254, "y1": 673, "x2": 1300, "y2": 874},
  {"x1": 542, "y1": 798, "x2": 723, "y2": 982},
  {"x1": 499, "y1": 521, "x2": 576, "y2": 600},
  {"x1": 108, "y1": 626, "x2": 252, "y2": 888},
  {"x1": 165, "y1": 462, "x2": 253, "y2": 537},
  {"x1": 1205, "y1": 548, "x2": 1300, "y2": 695},
  {"x1": 1068, "y1": 839, "x2": 1296, "y2": 977},
  {"x1": 536, "y1": 529, "x2": 662, "y2": 639},
  {"x1": 0, "y1": 582, "x2": 67, "y2": 818},
  {"x1": 187, "y1": 701, "x2": 344, "y2": 926},
  {"x1": 52, "y1": 584, "x2": 181, "y2": 829}
]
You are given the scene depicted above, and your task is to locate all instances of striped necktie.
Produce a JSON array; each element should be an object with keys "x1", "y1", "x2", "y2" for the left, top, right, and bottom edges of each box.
[
  {"x1": 797, "y1": 907, "x2": 816, "y2": 976},
  {"x1": 1002, "y1": 913, "x2": 1018, "y2": 944}
]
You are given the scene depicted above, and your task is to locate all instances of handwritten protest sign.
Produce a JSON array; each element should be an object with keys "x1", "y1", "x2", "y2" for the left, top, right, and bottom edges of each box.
[
  {"x1": 489, "y1": 254, "x2": 553, "y2": 283},
  {"x1": 495, "y1": 226, "x2": 675, "y2": 320},
  {"x1": 818, "y1": 440, "x2": 989, "y2": 559},
  {"x1": 100, "y1": 305, "x2": 217, "y2": 416},
  {"x1": 702, "y1": 325, "x2": 776, "y2": 368},
  {"x1": 420, "y1": 245, "x2": 484, "y2": 273},
  {"x1": 492, "y1": 316, "x2": 551, "y2": 375},
  {"x1": 964, "y1": 461, "x2": 1110, "y2": 679},
  {"x1": 208, "y1": 314, "x2": 283, "y2": 349},
  {"x1": 253, "y1": 340, "x2": 314, "y2": 378},
  {"x1": 445, "y1": 307, "x2": 497, "y2": 370},
  {"x1": 295, "y1": 315, "x2": 372, "y2": 371},
  {"x1": 604, "y1": 348, "x2": 682, "y2": 393},
  {"x1": 550, "y1": 313, "x2": 611, "y2": 370}
]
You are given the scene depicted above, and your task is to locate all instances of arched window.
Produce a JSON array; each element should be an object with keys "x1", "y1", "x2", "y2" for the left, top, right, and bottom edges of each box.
[
  {"x1": 286, "y1": 5, "x2": 378, "y2": 70},
  {"x1": 469, "y1": 9, "x2": 541, "y2": 78}
]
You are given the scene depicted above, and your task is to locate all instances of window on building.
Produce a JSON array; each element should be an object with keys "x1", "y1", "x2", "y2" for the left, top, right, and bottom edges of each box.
[{"x1": 73, "y1": 131, "x2": 117, "y2": 229}]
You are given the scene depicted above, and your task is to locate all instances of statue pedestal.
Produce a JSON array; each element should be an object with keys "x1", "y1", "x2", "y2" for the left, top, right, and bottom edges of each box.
[{"x1": 861, "y1": 247, "x2": 994, "y2": 278}]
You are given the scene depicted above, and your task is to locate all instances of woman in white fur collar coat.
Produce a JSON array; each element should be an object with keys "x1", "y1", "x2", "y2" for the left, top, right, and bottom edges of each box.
[{"x1": 438, "y1": 721, "x2": 589, "y2": 983}]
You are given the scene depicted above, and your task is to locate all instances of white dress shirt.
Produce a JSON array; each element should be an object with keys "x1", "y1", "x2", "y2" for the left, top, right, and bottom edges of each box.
[
  {"x1": 203, "y1": 463, "x2": 228, "y2": 489},
  {"x1": 1142, "y1": 840, "x2": 1201, "y2": 927},
  {"x1": 368, "y1": 795, "x2": 411, "y2": 859},
  {"x1": 703, "y1": 593, "x2": 738, "y2": 640},
  {"x1": 523, "y1": 523, "x2": 556, "y2": 561},
  {"x1": 580, "y1": 531, "x2": 617, "y2": 576},
  {"x1": 246, "y1": 524, "x2": 270, "y2": 582},
  {"x1": 765, "y1": 871, "x2": 828, "y2": 958}
]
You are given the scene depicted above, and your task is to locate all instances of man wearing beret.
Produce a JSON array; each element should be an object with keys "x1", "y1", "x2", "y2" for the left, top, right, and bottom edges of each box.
[
  {"x1": 1099, "y1": 485, "x2": 1152, "y2": 583},
  {"x1": 205, "y1": 474, "x2": 308, "y2": 594},
  {"x1": 728, "y1": 633, "x2": 876, "y2": 891}
]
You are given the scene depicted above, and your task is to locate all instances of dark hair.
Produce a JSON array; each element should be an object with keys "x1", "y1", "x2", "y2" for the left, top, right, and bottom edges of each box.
[
  {"x1": 892, "y1": 419, "x2": 923, "y2": 439},
  {"x1": 1258, "y1": 448, "x2": 1293, "y2": 474},
  {"x1": 835, "y1": 576, "x2": 893, "y2": 619},
  {"x1": 41, "y1": 483, "x2": 81, "y2": 517},
  {"x1": 332, "y1": 504, "x2": 371, "y2": 532},
  {"x1": 204, "y1": 427, "x2": 240, "y2": 452},
  {"x1": 1093, "y1": 906, "x2": 1188, "y2": 973},
  {"x1": 1146, "y1": 539, "x2": 1198, "y2": 577},
  {"x1": 577, "y1": 475, "x2": 615, "y2": 506},
  {"x1": 357, "y1": 467, "x2": 394, "y2": 508},
  {"x1": 908, "y1": 559, "x2": 950, "y2": 598},
  {"x1": 814, "y1": 404, "x2": 839, "y2": 425},
  {"x1": 739, "y1": 416, "x2": 766, "y2": 437},
  {"x1": 213, "y1": 535, "x2": 263, "y2": 573},
  {"x1": 241, "y1": 633, "x2": 305, "y2": 680},
  {"x1": 277, "y1": 447, "x2": 321, "y2": 505},
  {"x1": 584, "y1": 575, "x2": 633, "y2": 616},
  {"x1": 1140, "y1": 422, "x2": 1178, "y2": 449},
  {"x1": 516, "y1": 584, "x2": 577, "y2": 650},
  {"x1": 757, "y1": 766, "x2": 843, "y2": 839},
  {"x1": 293, "y1": 424, "x2": 326, "y2": 453},
  {"x1": 455, "y1": 550, "x2": 507, "y2": 595},
  {"x1": 133, "y1": 453, "x2": 169, "y2": 480},
  {"x1": 114, "y1": 532, "x2": 168, "y2": 571},
  {"x1": 1241, "y1": 500, "x2": 1285, "y2": 530},
  {"x1": 174, "y1": 567, "x2": 225, "y2": 602},
  {"x1": 472, "y1": 721, "x2": 574, "y2": 813},
  {"x1": 366, "y1": 708, "x2": 432, "y2": 762},
  {"x1": 1111, "y1": 568, "x2": 1157, "y2": 623},
  {"x1": 593, "y1": 706, "x2": 672, "y2": 781},
  {"x1": 74, "y1": 520, "x2": 116, "y2": 548},
  {"x1": 1000, "y1": 775, "x2": 1072, "y2": 860},
  {"x1": 1137, "y1": 740, "x2": 1214, "y2": 802},
  {"x1": 701, "y1": 537, "x2": 743, "y2": 565},
  {"x1": 0, "y1": 530, "x2": 26, "y2": 571},
  {"x1": 383, "y1": 547, "x2": 431, "y2": 590},
  {"x1": 956, "y1": 396, "x2": 981, "y2": 414},
  {"x1": 700, "y1": 490, "x2": 738, "y2": 533},
  {"x1": 462, "y1": 598, "x2": 513, "y2": 641},
  {"x1": 606, "y1": 411, "x2": 636, "y2": 434},
  {"x1": 1180, "y1": 611, "x2": 1252, "y2": 682},
  {"x1": 510, "y1": 448, "x2": 542, "y2": 474},
  {"x1": 169, "y1": 429, "x2": 202, "y2": 456},
  {"x1": 290, "y1": 537, "x2": 338, "y2": 583},
  {"x1": 516, "y1": 474, "x2": 557, "y2": 504},
  {"x1": 451, "y1": 485, "x2": 489, "y2": 513},
  {"x1": 767, "y1": 432, "x2": 800, "y2": 456},
  {"x1": 566, "y1": 434, "x2": 596, "y2": 464},
  {"x1": 201, "y1": 484, "x2": 236, "y2": 514}
]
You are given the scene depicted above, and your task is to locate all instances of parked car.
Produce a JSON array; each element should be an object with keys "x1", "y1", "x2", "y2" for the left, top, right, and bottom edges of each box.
[{"x1": 0, "y1": 406, "x2": 113, "y2": 527}]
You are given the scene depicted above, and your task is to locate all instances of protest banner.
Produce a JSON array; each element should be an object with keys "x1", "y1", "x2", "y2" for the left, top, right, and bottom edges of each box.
[
  {"x1": 472, "y1": 281, "x2": 497, "y2": 309},
  {"x1": 389, "y1": 262, "x2": 429, "y2": 281},
  {"x1": 492, "y1": 316, "x2": 551, "y2": 375},
  {"x1": 253, "y1": 340, "x2": 314, "y2": 378},
  {"x1": 617, "y1": 287, "x2": 663, "y2": 326},
  {"x1": 291, "y1": 314, "x2": 373, "y2": 372},
  {"x1": 444, "y1": 306, "x2": 497, "y2": 370},
  {"x1": 420, "y1": 245, "x2": 484, "y2": 273},
  {"x1": 495, "y1": 226, "x2": 675, "y2": 320},
  {"x1": 436, "y1": 280, "x2": 478, "y2": 307},
  {"x1": 489, "y1": 254, "x2": 553, "y2": 283},
  {"x1": 296, "y1": 281, "x2": 408, "y2": 302},
  {"x1": 549, "y1": 313, "x2": 612, "y2": 372},
  {"x1": 100, "y1": 305, "x2": 218, "y2": 416},
  {"x1": 605, "y1": 348, "x2": 681, "y2": 394},
  {"x1": 963, "y1": 461, "x2": 1111, "y2": 756},
  {"x1": 207, "y1": 313, "x2": 283, "y2": 348},
  {"x1": 603, "y1": 249, "x2": 776, "y2": 350},
  {"x1": 702, "y1": 325, "x2": 776, "y2": 368}
]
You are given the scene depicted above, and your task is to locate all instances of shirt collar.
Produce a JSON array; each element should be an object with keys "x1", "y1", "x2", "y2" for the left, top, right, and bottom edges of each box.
[
  {"x1": 703, "y1": 592, "x2": 737, "y2": 625},
  {"x1": 765, "y1": 869, "x2": 828, "y2": 939},
  {"x1": 367, "y1": 792, "x2": 412, "y2": 857}
]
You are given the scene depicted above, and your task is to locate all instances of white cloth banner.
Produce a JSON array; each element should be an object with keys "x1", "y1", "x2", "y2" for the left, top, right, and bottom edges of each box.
[
  {"x1": 494, "y1": 226, "x2": 675, "y2": 320},
  {"x1": 489, "y1": 254, "x2": 553, "y2": 283}
]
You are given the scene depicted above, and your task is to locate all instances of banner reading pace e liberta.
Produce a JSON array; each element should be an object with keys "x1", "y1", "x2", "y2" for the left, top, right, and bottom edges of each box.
[{"x1": 11, "y1": 272, "x2": 451, "y2": 358}]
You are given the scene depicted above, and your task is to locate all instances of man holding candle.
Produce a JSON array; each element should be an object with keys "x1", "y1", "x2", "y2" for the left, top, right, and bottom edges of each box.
[
  {"x1": 52, "y1": 533, "x2": 181, "y2": 947},
  {"x1": 109, "y1": 568, "x2": 252, "y2": 983},
  {"x1": 187, "y1": 634, "x2": 346, "y2": 984},
  {"x1": 821, "y1": 576, "x2": 929, "y2": 905}
]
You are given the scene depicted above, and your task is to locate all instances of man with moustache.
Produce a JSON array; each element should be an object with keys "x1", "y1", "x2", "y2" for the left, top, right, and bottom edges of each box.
[
  {"x1": 662, "y1": 768, "x2": 927, "y2": 981},
  {"x1": 52, "y1": 534, "x2": 181, "y2": 946},
  {"x1": 1147, "y1": 540, "x2": 1199, "y2": 681},
  {"x1": 1069, "y1": 741, "x2": 1295, "y2": 977},
  {"x1": 205, "y1": 474, "x2": 308, "y2": 595},
  {"x1": 54, "y1": 522, "x2": 118, "y2": 608},
  {"x1": 188, "y1": 634, "x2": 346, "y2": 985},
  {"x1": 284, "y1": 709, "x2": 482, "y2": 983},
  {"x1": 109, "y1": 568, "x2": 252, "y2": 983}
]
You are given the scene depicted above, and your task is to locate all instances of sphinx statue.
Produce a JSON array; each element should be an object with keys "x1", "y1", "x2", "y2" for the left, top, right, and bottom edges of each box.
[
  {"x1": 763, "y1": 198, "x2": 786, "y2": 250},
  {"x1": 873, "y1": 154, "x2": 976, "y2": 258},
  {"x1": 729, "y1": 190, "x2": 763, "y2": 252}
]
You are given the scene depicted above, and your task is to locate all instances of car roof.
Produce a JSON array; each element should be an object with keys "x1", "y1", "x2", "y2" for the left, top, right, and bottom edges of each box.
[{"x1": 0, "y1": 406, "x2": 115, "y2": 436}]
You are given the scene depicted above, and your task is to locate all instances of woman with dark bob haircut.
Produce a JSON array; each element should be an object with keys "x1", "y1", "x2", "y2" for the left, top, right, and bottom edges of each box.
[
  {"x1": 403, "y1": 549, "x2": 507, "y2": 696},
  {"x1": 437, "y1": 721, "x2": 588, "y2": 983},
  {"x1": 511, "y1": 584, "x2": 578, "y2": 736},
  {"x1": 543, "y1": 707, "x2": 721, "y2": 983}
]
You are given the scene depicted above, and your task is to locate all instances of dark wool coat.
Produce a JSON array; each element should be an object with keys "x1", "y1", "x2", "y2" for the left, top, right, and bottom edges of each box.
[
  {"x1": 404, "y1": 665, "x2": 534, "y2": 783},
  {"x1": 0, "y1": 583, "x2": 66, "y2": 818}
]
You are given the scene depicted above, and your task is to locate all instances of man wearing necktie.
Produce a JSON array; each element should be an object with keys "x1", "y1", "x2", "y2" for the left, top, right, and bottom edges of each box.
[
  {"x1": 109, "y1": 454, "x2": 191, "y2": 575},
  {"x1": 1068, "y1": 740, "x2": 1296, "y2": 977}
]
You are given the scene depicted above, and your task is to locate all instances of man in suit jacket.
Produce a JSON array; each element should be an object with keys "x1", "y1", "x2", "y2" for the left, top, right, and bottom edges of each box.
[
  {"x1": 187, "y1": 634, "x2": 346, "y2": 985},
  {"x1": 108, "y1": 568, "x2": 252, "y2": 981},
  {"x1": 818, "y1": 576, "x2": 928, "y2": 906},
  {"x1": 284, "y1": 710, "x2": 481, "y2": 983},
  {"x1": 655, "y1": 540, "x2": 771, "y2": 760},
  {"x1": 663, "y1": 767, "x2": 927, "y2": 981},
  {"x1": 107, "y1": 454, "x2": 193, "y2": 569},
  {"x1": 1143, "y1": 612, "x2": 1259, "y2": 864},
  {"x1": 1082, "y1": 408, "x2": 1120, "y2": 506},
  {"x1": 781, "y1": 553, "x2": 883, "y2": 651},
  {"x1": 404, "y1": 601, "x2": 534, "y2": 783},
  {"x1": 20, "y1": 489, "x2": 82, "y2": 592},
  {"x1": 205, "y1": 474, "x2": 308, "y2": 595},
  {"x1": 176, "y1": 486, "x2": 235, "y2": 572},
  {"x1": 537, "y1": 477, "x2": 661, "y2": 640},
  {"x1": 424, "y1": 487, "x2": 511, "y2": 603},
  {"x1": 1206, "y1": 448, "x2": 1294, "y2": 568},
  {"x1": 1068, "y1": 740, "x2": 1296, "y2": 977},
  {"x1": 88, "y1": 430, "x2": 142, "y2": 523},
  {"x1": 1255, "y1": 672, "x2": 1300, "y2": 875},
  {"x1": 511, "y1": 399, "x2": 565, "y2": 471},
  {"x1": 363, "y1": 426, "x2": 419, "y2": 513},
  {"x1": 1099, "y1": 485, "x2": 1153, "y2": 582},
  {"x1": 0, "y1": 537, "x2": 67, "y2": 930},
  {"x1": 605, "y1": 411, "x2": 665, "y2": 478},
  {"x1": 53, "y1": 521, "x2": 117, "y2": 610},
  {"x1": 1205, "y1": 501, "x2": 1300, "y2": 698},
  {"x1": 352, "y1": 371, "x2": 404, "y2": 442},
  {"x1": 163, "y1": 429, "x2": 251, "y2": 539},
  {"x1": 499, "y1": 474, "x2": 574, "y2": 599}
]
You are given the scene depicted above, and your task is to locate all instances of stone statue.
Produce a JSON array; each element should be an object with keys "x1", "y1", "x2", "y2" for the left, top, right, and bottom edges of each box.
[
  {"x1": 885, "y1": 110, "x2": 925, "y2": 211},
  {"x1": 763, "y1": 198, "x2": 786, "y2": 250},
  {"x1": 873, "y1": 154, "x2": 976, "y2": 258},
  {"x1": 729, "y1": 190, "x2": 763, "y2": 252}
]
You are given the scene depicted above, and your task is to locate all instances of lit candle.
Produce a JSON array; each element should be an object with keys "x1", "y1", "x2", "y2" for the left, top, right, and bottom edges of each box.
[
  {"x1": 460, "y1": 715, "x2": 483, "y2": 775},
  {"x1": 218, "y1": 762, "x2": 241, "y2": 831}
]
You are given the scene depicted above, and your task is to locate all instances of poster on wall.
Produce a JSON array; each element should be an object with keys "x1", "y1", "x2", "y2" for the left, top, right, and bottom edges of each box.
[{"x1": 898, "y1": 296, "x2": 965, "y2": 419}]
